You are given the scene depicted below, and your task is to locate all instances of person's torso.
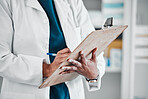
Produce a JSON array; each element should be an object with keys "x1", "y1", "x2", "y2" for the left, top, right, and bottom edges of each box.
[{"x1": 0, "y1": 0, "x2": 84, "y2": 99}]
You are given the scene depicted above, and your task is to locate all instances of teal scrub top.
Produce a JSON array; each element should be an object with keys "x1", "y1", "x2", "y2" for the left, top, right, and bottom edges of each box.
[{"x1": 38, "y1": 0, "x2": 70, "y2": 99}]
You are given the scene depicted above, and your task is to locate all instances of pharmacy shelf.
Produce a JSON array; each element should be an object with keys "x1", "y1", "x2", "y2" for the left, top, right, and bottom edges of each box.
[
  {"x1": 135, "y1": 37, "x2": 148, "y2": 46},
  {"x1": 135, "y1": 25, "x2": 148, "y2": 34},
  {"x1": 105, "y1": 67, "x2": 121, "y2": 73},
  {"x1": 135, "y1": 58, "x2": 148, "y2": 64}
]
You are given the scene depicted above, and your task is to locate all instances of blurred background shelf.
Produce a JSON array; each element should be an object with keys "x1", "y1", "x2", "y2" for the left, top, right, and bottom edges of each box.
[
  {"x1": 135, "y1": 58, "x2": 148, "y2": 64},
  {"x1": 83, "y1": 0, "x2": 148, "y2": 99}
]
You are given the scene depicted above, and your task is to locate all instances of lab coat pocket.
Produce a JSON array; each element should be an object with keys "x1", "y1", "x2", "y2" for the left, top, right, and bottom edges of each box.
[{"x1": 2, "y1": 92, "x2": 35, "y2": 99}]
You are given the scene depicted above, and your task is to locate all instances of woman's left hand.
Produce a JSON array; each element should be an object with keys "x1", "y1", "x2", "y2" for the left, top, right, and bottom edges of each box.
[{"x1": 60, "y1": 48, "x2": 99, "y2": 79}]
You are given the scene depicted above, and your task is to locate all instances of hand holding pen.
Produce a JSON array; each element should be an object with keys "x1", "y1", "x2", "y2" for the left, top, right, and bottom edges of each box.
[{"x1": 43, "y1": 48, "x2": 71, "y2": 78}]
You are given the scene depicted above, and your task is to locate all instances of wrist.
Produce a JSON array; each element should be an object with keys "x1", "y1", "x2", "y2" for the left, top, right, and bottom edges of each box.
[
  {"x1": 43, "y1": 62, "x2": 50, "y2": 78},
  {"x1": 86, "y1": 71, "x2": 99, "y2": 79},
  {"x1": 86, "y1": 74, "x2": 99, "y2": 82}
]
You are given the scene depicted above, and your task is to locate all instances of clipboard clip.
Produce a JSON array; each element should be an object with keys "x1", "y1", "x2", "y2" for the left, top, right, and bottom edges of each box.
[{"x1": 103, "y1": 17, "x2": 113, "y2": 29}]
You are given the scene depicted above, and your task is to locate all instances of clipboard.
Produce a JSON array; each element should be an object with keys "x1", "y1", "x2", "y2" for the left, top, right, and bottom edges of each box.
[{"x1": 39, "y1": 25, "x2": 128, "y2": 88}]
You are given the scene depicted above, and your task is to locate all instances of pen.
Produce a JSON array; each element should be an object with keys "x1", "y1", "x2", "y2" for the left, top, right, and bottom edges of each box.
[{"x1": 47, "y1": 53, "x2": 57, "y2": 56}]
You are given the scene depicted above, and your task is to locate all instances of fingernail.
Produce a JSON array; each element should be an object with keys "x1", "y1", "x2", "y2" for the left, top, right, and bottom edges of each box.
[
  {"x1": 81, "y1": 51, "x2": 84, "y2": 54},
  {"x1": 68, "y1": 59, "x2": 72, "y2": 62},
  {"x1": 61, "y1": 67, "x2": 66, "y2": 70}
]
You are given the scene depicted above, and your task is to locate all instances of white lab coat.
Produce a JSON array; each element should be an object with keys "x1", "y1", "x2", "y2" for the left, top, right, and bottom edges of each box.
[{"x1": 0, "y1": 0, "x2": 105, "y2": 99}]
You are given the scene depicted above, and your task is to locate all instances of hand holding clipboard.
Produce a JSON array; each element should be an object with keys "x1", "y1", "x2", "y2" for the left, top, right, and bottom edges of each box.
[{"x1": 40, "y1": 17, "x2": 128, "y2": 88}]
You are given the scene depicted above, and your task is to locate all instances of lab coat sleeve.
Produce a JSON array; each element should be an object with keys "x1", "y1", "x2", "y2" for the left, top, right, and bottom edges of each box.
[
  {"x1": 0, "y1": 0, "x2": 43, "y2": 86},
  {"x1": 76, "y1": 0, "x2": 106, "y2": 91}
]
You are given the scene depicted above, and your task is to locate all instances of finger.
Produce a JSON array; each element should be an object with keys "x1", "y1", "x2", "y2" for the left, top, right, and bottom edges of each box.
[
  {"x1": 60, "y1": 66, "x2": 78, "y2": 71},
  {"x1": 80, "y1": 51, "x2": 87, "y2": 64},
  {"x1": 59, "y1": 53, "x2": 71, "y2": 58},
  {"x1": 59, "y1": 70, "x2": 76, "y2": 75},
  {"x1": 56, "y1": 53, "x2": 71, "y2": 63},
  {"x1": 91, "y1": 48, "x2": 97, "y2": 61},
  {"x1": 68, "y1": 59, "x2": 82, "y2": 67},
  {"x1": 58, "y1": 48, "x2": 71, "y2": 54},
  {"x1": 55, "y1": 57, "x2": 66, "y2": 63}
]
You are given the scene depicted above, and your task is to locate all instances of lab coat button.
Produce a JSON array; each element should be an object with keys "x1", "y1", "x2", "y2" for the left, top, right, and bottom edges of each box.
[{"x1": 43, "y1": 19, "x2": 48, "y2": 24}]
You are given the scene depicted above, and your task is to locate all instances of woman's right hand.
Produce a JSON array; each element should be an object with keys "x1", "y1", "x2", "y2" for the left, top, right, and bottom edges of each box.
[{"x1": 43, "y1": 48, "x2": 71, "y2": 78}]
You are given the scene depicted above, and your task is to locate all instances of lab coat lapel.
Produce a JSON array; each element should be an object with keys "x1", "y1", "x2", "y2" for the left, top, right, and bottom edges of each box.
[
  {"x1": 26, "y1": 0, "x2": 78, "y2": 51},
  {"x1": 53, "y1": 0, "x2": 69, "y2": 26},
  {"x1": 25, "y1": 0, "x2": 45, "y2": 12},
  {"x1": 54, "y1": 0, "x2": 78, "y2": 51}
]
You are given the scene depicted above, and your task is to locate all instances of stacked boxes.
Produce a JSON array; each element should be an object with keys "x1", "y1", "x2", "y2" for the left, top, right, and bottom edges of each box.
[{"x1": 104, "y1": 40, "x2": 122, "y2": 68}]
